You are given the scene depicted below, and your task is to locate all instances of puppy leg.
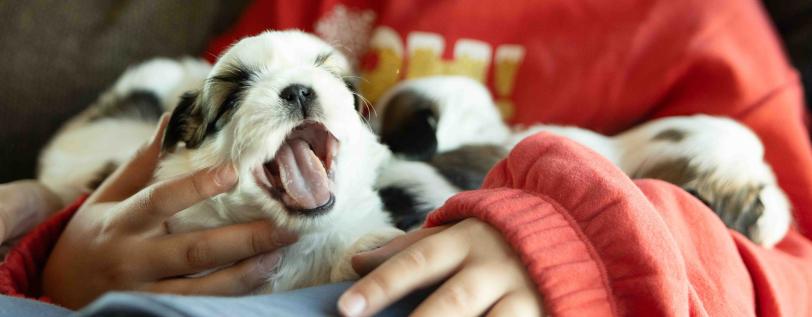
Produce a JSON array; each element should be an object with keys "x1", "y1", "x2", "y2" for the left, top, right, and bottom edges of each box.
[
  {"x1": 507, "y1": 125, "x2": 622, "y2": 165},
  {"x1": 330, "y1": 228, "x2": 405, "y2": 282},
  {"x1": 615, "y1": 115, "x2": 791, "y2": 247}
]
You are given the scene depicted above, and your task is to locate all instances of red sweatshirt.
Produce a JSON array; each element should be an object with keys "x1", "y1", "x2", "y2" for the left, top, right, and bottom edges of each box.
[{"x1": 3, "y1": 0, "x2": 812, "y2": 315}]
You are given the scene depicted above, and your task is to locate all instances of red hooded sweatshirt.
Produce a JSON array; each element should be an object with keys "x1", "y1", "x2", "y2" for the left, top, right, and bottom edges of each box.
[{"x1": 2, "y1": 0, "x2": 812, "y2": 315}]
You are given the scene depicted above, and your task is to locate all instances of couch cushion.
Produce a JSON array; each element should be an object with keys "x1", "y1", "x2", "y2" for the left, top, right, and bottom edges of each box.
[{"x1": 0, "y1": 0, "x2": 248, "y2": 182}]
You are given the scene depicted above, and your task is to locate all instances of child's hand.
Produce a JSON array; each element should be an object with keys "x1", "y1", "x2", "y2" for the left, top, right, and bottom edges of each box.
[
  {"x1": 42, "y1": 115, "x2": 297, "y2": 309},
  {"x1": 339, "y1": 218, "x2": 544, "y2": 317}
]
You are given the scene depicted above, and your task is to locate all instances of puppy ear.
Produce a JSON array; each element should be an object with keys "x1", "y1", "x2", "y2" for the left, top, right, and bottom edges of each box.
[
  {"x1": 379, "y1": 90, "x2": 439, "y2": 161},
  {"x1": 162, "y1": 91, "x2": 208, "y2": 153}
]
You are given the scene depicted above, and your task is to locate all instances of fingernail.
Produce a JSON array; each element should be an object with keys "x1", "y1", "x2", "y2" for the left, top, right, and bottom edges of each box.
[
  {"x1": 214, "y1": 165, "x2": 237, "y2": 187},
  {"x1": 150, "y1": 113, "x2": 172, "y2": 145},
  {"x1": 338, "y1": 292, "x2": 366, "y2": 317},
  {"x1": 355, "y1": 244, "x2": 384, "y2": 256},
  {"x1": 257, "y1": 251, "x2": 282, "y2": 274}
]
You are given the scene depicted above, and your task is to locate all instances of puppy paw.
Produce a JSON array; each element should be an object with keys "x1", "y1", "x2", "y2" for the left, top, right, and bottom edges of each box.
[
  {"x1": 330, "y1": 228, "x2": 405, "y2": 282},
  {"x1": 629, "y1": 116, "x2": 792, "y2": 247},
  {"x1": 741, "y1": 183, "x2": 791, "y2": 247},
  {"x1": 686, "y1": 178, "x2": 790, "y2": 247},
  {"x1": 643, "y1": 158, "x2": 791, "y2": 247}
]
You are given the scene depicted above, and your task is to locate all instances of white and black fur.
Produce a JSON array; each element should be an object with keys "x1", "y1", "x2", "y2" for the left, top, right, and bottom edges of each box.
[
  {"x1": 41, "y1": 31, "x2": 404, "y2": 292},
  {"x1": 39, "y1": 31, "x2": 791, "y2": 295},
  {"x1": 372, "y1": 76, "x2": 792, "y2": 247},
  {"x1": 39, "y1": 57, "x2": 212, "y2": 204}
]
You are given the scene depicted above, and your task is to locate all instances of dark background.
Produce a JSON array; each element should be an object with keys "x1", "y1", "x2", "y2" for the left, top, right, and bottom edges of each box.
[
  {"x1": 0, "y1": 0, "x2": 250, "y2": 183},
  {"x1": 0, "y1": 0, "x2": 809, "y2": 183},
  {"x1": 764, "y1": 0, "x2": 812, "y2": 111}
]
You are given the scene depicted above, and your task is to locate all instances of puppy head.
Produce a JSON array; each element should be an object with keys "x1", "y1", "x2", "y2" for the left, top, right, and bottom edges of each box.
[
  {"x1": 372, "y1": 76, "x2": 510, "y2": 159},
  {"x1": 160, "y1": 30, "x2": 385, "y2": 230}
]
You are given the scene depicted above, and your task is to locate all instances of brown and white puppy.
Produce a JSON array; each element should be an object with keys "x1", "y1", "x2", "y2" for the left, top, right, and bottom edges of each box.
[
  {"x1": 40, "y1": 31, "x2": 403, "y2": 292},
  {"x1": 373, "y1": 76, "x2": 792, "y2": 247}
]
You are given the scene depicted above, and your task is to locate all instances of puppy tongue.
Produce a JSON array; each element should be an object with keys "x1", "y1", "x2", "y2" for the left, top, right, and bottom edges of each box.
[{"x1": 276, "y1": 138, "x2": 331, "y2": 210}]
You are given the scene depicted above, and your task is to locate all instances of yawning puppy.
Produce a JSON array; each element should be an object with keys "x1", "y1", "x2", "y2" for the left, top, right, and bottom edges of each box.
[
  {"x1": 41, "y1": 31, "x2": 403, "y2": 292},
  {"x1": 158, "y1": 31, "x2": 404, "y2": 292}
]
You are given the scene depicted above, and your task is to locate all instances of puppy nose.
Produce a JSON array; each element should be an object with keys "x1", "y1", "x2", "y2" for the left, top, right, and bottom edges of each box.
[{"x1": 280, "y1": 84, "x2": 315, "y2": 115}]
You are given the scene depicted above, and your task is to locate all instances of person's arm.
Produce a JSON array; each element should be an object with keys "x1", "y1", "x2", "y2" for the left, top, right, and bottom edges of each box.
[
  {"x1": 342, "y1": 132, "x2": 812, "y2": 316},
  {"x1": 0, "y1": 180, "x2": 61, "y2": 246},
  {"x1": 619, "y1": 0, "x2": 812, "y2": 238}
]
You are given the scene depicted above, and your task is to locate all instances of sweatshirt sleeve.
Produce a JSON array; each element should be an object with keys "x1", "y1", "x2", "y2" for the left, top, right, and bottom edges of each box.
[
  {"x1": 425, "y1": 132, "x2": 812, "y2": 316},
  {"x1": 631, "y1": 0, "x2": 812, "y2": 238}
]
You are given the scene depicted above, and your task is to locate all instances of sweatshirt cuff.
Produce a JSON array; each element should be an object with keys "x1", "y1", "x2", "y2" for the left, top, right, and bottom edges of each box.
[{"x1": 425, "y1": 132, "x2": 690, "y2": 316}]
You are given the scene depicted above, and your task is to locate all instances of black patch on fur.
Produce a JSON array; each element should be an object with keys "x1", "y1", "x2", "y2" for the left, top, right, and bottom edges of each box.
[
  {"x1": 379, "y1": 186, "x2": 432, "y2": 230},
  {"x1": 380, "y1": 90, "x2": 439, "y2": 161},
  {"x1": 88, "y1": 90, "x2": 163, "y2": 122},
  {"x1": 164, "y1": 62, "x2": 256, "y2": 152},
  {"x1": 163, "y1": 91, "x2": 204, "y2": 152},
  {"x1": 344, "y1": 79, "x2": 362, "y2": 111},
  {"x1": 653, "y1": 129, "x2": 687, "y2": 142},
  {"x1": 429, "y1": 145, "x2": 508, "y2": 190},
  {"x1": 314, "y1": 52, "x2": 332, "y2": 67},
  {"x1": 384, "y1": 108, "x2": 437, "y2": 160},
  {"x1": 635, "y1": 157, "x2": 766, "y2": 238},
  {"x1": 85, "y1": 161, "x2": 118, "y2": 190}
]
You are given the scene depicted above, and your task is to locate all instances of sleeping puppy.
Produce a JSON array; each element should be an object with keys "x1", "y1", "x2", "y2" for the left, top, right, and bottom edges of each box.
[
  {"x1": 40, "y1": 30, "x2": 402, "y2": 292},
  {"x1": 372, "y1": 76, "x2": 792, "y2": 248}
]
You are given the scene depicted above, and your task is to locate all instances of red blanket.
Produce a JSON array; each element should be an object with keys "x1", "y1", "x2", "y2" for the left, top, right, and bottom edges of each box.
[{"x1": 3, "y1": 0, "x2": 812, "y2": 315}]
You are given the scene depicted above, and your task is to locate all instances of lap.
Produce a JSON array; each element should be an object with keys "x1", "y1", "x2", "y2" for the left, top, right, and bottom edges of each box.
[
  {"x1": 75, "y1": 282, "x2": 428, "y2": 317},
  {"x1": 0, "y1": 295, "x2": 71, "y2": 317}
]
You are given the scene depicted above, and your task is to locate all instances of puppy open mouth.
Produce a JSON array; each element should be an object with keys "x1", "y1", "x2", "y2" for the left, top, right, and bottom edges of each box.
[{"x1": 254, "y1": 121, "x2": 338, "y2": 215}]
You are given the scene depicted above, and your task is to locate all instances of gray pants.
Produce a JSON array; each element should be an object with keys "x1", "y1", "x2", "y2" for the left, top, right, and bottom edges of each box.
[{"x1": 0, "y1": 282, "x2": 428, "y2": 317}]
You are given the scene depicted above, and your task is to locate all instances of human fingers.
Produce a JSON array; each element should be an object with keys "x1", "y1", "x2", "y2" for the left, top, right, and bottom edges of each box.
[
  {"x1": 410, "y1": 265, "x2": 510, "y2": 317},
  {"x1": 146, "y1": 220, "x2": 297, "y2": 277},
  {"x1": 144, "y1": 251, "x2": 283, "y2": 296},
  {"x1": 115, "y1": 164, "x2": 236, "y2": 231},
  {"x1": 485, "y1": 291, "x2": 544, "y2": 317},
  {"x1": 350, "y1": 227, "x2": 445, "y2": 276},
  {"x1": 338, "y1": 231, "x2": 467, "y2": 317}
]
